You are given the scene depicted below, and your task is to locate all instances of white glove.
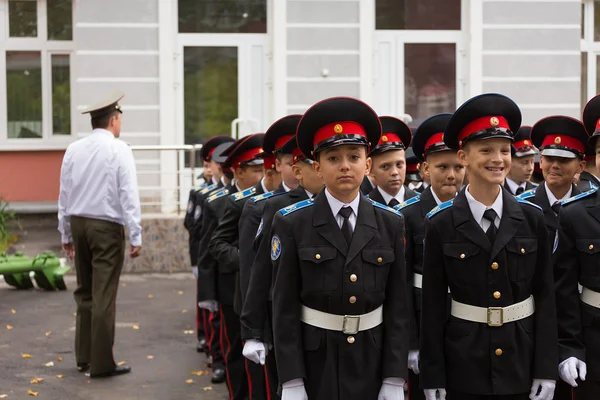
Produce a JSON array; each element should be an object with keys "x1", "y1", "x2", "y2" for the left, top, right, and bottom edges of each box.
[
  {"x1": 198, "y1": 300, "x2": 219, "y2": 313},
  {"x1": 529, "y1": 379, "x2": 556, "y2": 400},
  {"x1": 243, "y1": 339, "x2": 267, "y2": 365},
  {"x1": 408, "y1": 350, "x2": 420, "y2": 374},
  {"x1": 424, "y1": 388, "x2": 446, "y2": 400},
  {"x1": 559, "y1": 357, "x2": 587, "y2": 387},
  {"x1": 192, "y1": 266, "x2": 198, "y2": 279},
  {"x1": 281, "y1": 379, "x2": 308, "y2": 400},
  {"x1": 378, "y1": 378, "x2": 405, "y2": 400}
]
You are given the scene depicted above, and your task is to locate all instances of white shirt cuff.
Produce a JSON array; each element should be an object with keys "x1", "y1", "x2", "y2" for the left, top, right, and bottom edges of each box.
[
  {"x1": 383, "y1": 377, "x2": 405, "y2": 387},
  {"x1": 282, "y1": 378, "x2": 304, "y2": 388},
  {"x1": 130, "y1": 235, "x2": 142, "y2": 247},
  {"x1": 61, "y1": 234, "x2": 73, "y2": 244}
]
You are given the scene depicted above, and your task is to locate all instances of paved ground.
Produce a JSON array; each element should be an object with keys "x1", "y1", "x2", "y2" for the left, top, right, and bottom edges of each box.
[{"x1": 0, "y1": 273, "x2": 229, "y2": 400}]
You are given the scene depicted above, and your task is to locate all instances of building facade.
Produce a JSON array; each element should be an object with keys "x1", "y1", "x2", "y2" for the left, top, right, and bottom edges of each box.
[{"x1": 0, "y1": 0, "x2": 588, "y2": 212}]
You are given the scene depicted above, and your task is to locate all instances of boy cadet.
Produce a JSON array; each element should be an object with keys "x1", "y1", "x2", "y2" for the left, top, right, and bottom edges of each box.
[
  {"x1": 420, "y1": 94, "x2": 558, "y2": 400},
  {"x1": 396, "y1": 113, "x2": 466, "y2": 400},
  {"x1": 580, "y1": 96, "x2": 600, "y2": 192},
  {"x1": 202, "y1": 134, "x2": 265, "y2": 399},
  {"x1": 368, "y1": 117, "x2": 417, "y2": 207},
  {"x1": 504, "y1": 127, "x2": 537, "y2": 195},
  {"x1": 552, "y1": 95, "x2": 600, "y2": 399},
  {"x1": 241, "y1": 136, "x2": 324, "y2": 398},
  {"x1": 406, "y1": 146, "x2": 429, "y2": 194},
  {"x1": 271, "y1": 97, "x2": 409, "y2": 400},
  {"x1": 518, "y1": 117, "x2": 586, "y2": 247}
]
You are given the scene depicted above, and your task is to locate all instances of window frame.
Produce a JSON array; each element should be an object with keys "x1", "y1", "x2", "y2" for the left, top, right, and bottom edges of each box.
[
  {"x1": 0, "y1": 0, "x2": 75, "y2": 150},
  {"x1": 582, "y1": 0, "x2": 597, "y2": 110}
]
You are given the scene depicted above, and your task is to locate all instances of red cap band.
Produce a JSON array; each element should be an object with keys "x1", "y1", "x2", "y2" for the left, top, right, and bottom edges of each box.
[
  {"x1": 424, "y1": 132, "x2": 445, "y2": 152},
  {"x1": 458, "y1": 116, "x2": 510, "y2": 145},
  {"x1": 586, "y1": 155, "x2": 596, "y2": 161},
  {"x1": 314, "y1": 121, "x2": 367, "y2": 149},
  {"x1": 231, "y1": 147, "x2": 263, "y2": 170},
  {"x1": 513, "y1": 139, "x2": 533, "y2": 150},
  {"x1": 274, "y1": 134, "x2": 295, "y2": 151},
  {"x1": 406, "y1": 163, "x2": 419, "y2": 173},
  {"x1": 540, "y1": 134, "x2": 585, "y2": 154},
  {"x1": 595, "y1": 118, "x2": 600, "y2": 132},
  {"x1": 263, "y1": 154, "x2": 276, "y2": 169},
  {"x1": 207, "y1": 147, "x2": 216, "y2": 160},
  {"x1": 292, "y1": 147, "x2": 304, "y2": 164},
  {"x1": 378, "y1": 132, "x2": 402, "y2": 146}
]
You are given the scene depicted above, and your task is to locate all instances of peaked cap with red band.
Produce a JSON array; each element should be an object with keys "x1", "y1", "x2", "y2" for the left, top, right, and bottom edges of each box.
[
  {"x1": 258, "y1": 114, "x2": 303, "y2": 169},
  {"x1": 405, "y1": 147, "x2": 422, "y2": 181},
  {"x1": 531, "y1": 116, "x2": 588, "y2": 159},
  {"x1": 211, "y1": 141, "x2": 236, "y2": 164},
  {"x1": 200, "y1": 135, "x2": 236, "y2": 162},
  {"x1": 412, "y1": 113, "x2": 453, "y2": 162},
  {"x1": 369, "y1": 116, "x2": 412, "y2": 157},
  {"x1": 297, "y1": 97, "x2": 381, "y2": 160},
  {"x1": 223, "y1": 133, "x2": 266, "y2": 170},
  {"x1": 444, "y1": 93, "x2": 521, "y2": 150},
  {"x1": 512, "y1": 126, "x2": 537, "y2": 158},
  {"x1": 582, "y1": 94, "x2": 600, "y2": 151},
  {"x1": 280, "y1": 136, "x2": 313, "y2": 165}
]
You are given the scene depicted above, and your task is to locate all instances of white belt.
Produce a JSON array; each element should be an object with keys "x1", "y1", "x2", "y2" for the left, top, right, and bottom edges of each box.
[
  {"x1": 581, "y1": 286, "x2": 600, "y2": 308},
  {"x1": 413, "y1": 273, "x2": 451, "y2": 293},
  {"x1": 300, "y1": 305, "x2": 383, "y2": 335},
  {"x1": 450, "y1": 295, "x2": 535, "y2": 327}
]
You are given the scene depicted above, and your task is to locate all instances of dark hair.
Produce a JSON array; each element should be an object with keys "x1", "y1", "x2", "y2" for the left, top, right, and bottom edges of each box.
[{"x1": 91, "y1": 110, "x2": 119, "y2": 129}]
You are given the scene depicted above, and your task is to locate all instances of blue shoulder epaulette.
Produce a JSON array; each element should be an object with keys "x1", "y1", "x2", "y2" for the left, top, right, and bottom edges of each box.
[
  {"x1": 426, "y1": 199, "x2": 453, "y2": 218},
  {"x1": 515, "y1": 196, "x2": 542, "y2": 211},
  {"x1": 252, "y1": 190, "x2": 287, "y2": 203},
  {"x1": 279, "y1": 198, "x2": 314, "y2": 216},
  {"x1": 232, "y1": 187, "x2": 257, "y2": 201},
  {"x1": 562, "y1": 186, "x2": 598, "y2": 206},
  {"x1": 200, "y1": 183, "x2": 218, "y2": 195},
  {"x1": 208, "y1": 189, "x2": 230, "y2": 203},
  {"x1": 370, "y1": 199, "x2": 402, "y2": 217},
  {"x1": 516, "y1": 189, "x2": 536, "y2": 200},
  {"x1": 395, "y1": 195, "x2": 421, "y2": 211},
  {"x1": 590, "y1": 181, "x2": 599, "y2": 190},
  {"x1": 195, "y1": 182, "x2": 209, "y2": 191}
]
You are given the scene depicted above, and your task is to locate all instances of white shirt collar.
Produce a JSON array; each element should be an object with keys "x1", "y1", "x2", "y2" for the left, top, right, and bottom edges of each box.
[
  {"x1": 545, "y1": 182, "x2": 572, "y2": 205},
  {"x1": 282, "y1": 181, "x2": 292, "y2": 192},
  {"x1": 305, "y1": 189, "x2": 314, "y2": 199},
  {"x1": 431, "y1": 188, "x2": 443, "y2": 205},
  {"x1": 92, "y1": 128, "x2": 114, "y2": 137},
  {"x1": 221, "y1": 176, "x2": 227, "y2": 185},
  {"x1": 325, "y1": 188, "x2": 360, "y2": 220},
  {"x1": 260, "y1": 177, "x2": 269, "y2": 194},
  {"x1": 211, "y1": 176, "x2": 219, "y2": 185},
  {"x1": 377, "y1": 185, "x2": 405, "y2": 205},
  {"x1": 465, "y1": 184, "x2": 503, "y2": 229},
  {"x1": 505, "y1": 177, "x2": 525, "y2": 194},
  {"x1": 234, "y1": 181, "x2": 241, "y2": 192}
]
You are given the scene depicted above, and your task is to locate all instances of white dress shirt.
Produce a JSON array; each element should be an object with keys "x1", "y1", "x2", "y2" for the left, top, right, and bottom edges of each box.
[
  {"x1": 465, "y1": 185, "x2": 503, "y2": 232},
  {"x1": 377, "y1": 186, "x2": 406, "y2": 205},
  {"x1": 211, "y1": 176, "x2": 219, "y2": 185},
  {"x1": 324, "y1": 188, "x2": 360, "y2": 231},
  {"x1": 260, "y1": 177, "x2": 269, "y2": 194},
  {"x1": 431, "y1": 189, "x2": 444, "y2": 206},
  {"x1": 58, "y1": 129, "x2": 142, "y2": 246},
  {"x1": 282, "y1": 181, "x2": 293, "y2": 192},
  {"x1": 305, "y1": 189, "x2": 314, "y2": 199},
  {"x1": 545, "y1": 182, "x2": 572, "y2": 206},
  {"x1": 505, "y1": 177, "x2": 527, "y2": 194}
]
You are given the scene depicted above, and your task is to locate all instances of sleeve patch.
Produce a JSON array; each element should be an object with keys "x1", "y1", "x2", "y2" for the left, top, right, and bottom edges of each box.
[{"x1": 271, "y1": 235, "x2": 282, "y2": 261}]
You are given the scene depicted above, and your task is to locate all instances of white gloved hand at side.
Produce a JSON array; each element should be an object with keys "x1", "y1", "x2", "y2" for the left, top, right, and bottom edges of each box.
[
  {"x1": 559, "y1": 357, "x2": 587, "y2": 387},
  {"x1": 529, "y1": 379, "x2": 556, "y2": 400},
  {"x1": 198, "y1": 300, "x2": 219, "y2": 313},
  {"x1": 378, "y1": 378, "x2": 405, "y2": 400},
  {"x1": 192, "y1": 266, "x2": 198, "y2": 279},
  {"x1": 408, "y1": 350, "x2": 420, "y2": 374},
  {"x1": 424, "y1": 388, "x2": 446, "y2": 400},
  {"x1": 281, "y1": 379, "x2": 308, "y2": 400},
  {"x1": 242, "y1": 339, "x2": 267, "y2": 365}
]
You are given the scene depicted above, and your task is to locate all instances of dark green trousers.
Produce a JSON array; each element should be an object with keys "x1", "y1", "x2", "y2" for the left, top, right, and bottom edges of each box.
[{"x1": 71, "y1": 216, "x2": 125, "y2": 375}]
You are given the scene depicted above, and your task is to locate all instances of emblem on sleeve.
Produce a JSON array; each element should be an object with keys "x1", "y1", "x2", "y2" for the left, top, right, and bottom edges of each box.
[
  {"x1": 187, "y1": 200, "x2": 193, "y2": 213},
  {"x1": 271, "y1": 235, "x2": 282, "y2": 261},
  {"x1": 193, "y1": 206, "x2": 201, "y2": 221}
]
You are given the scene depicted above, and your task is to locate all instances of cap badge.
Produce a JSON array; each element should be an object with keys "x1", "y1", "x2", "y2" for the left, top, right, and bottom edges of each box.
[
  {"x1": 490, "y1": 117, "x2": 499, "y2": 128},
  {"x1": 382, "y1": 135, "x2": 388, "y2": 143},
  {"x1": 334, "y1": 124, "x2": 343, "y2": 134},
  {"x1": 555, "y1": 136, "x2": 562, "y2": 145},
  {"x1": 524, "y1": 140, "x2": 530, "y2": 145}
]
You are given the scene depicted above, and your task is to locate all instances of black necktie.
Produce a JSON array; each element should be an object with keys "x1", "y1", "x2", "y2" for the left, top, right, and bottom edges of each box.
[
  {"x1": 516, "y1": 187, "x2": 524, "y2": 195},
  {"x1": 551, "y1": 201, "x2": 561, "y2": 216},
  {"x1": 388, "y1": 198, "x2": 400, "y2": 208},
  {"x1": 338, "y1": 206, "x2": 354, "y2": 245},
  {"x1": 483, "y1": 209, "x2": 498, "y2": 244}
]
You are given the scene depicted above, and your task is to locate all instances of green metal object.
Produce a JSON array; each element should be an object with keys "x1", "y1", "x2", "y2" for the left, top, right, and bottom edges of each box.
[{"x1": 0, "y1": 251, "x2": 70, "y2": 291}]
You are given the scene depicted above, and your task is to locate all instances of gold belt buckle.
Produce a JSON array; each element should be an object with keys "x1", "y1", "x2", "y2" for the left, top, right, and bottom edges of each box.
[
  {"x1": 342, "y1": 315, "x2": 360, "y2": 334},
  {"x1": 487, "y1": 307, "x2": 504, "y2": 327}
]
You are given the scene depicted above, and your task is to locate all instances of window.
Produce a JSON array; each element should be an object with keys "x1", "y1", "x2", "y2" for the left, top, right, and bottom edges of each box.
[
  {"x1": 178, "y1": 0, "x2": 267, "y2": 33},
  {"x1": 581, "y1": 1, "x2": 600, "y2": 110},
  {"x1": 375, "y1": 0, "x2": 461, "y2": 30},
  {"x1": 0, "y1": 0, "x2": 74, "y2": 144}
]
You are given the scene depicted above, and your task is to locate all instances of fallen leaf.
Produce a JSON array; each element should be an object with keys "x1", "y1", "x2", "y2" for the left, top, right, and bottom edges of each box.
[
  {"x1": 122, "y1": 283, "x2": 127, "y2": 287},
  {"x1": 0, "y1": 394, "x2": 7, "y2": 398},
  {"x1": 142, "y1": 385, "x2": 148, "y2": 388},
  {"x1": 132, "y1": 325, "x2": 140, "y2": 330},
  {"x1": 73, "y1": 312, "x2": 76, "y2": 316},
  {"x1": 190, "y1": 370, "x2": 203, "y2": 376},
  {"x1": 146, "y1": 355, "x2": 154, "y2": 360},
  {"x1": 57, "y1": 357, "x2": 62, "y2": 362},
  {"x1": 30, "y1": 378, "x2": 43, "y2": 384},
  {"x1": 11, "y1": 309, "x2": 16, "y2": 314},
  {"x1": 181, "y1": 309, "x2": 188, "y2": 313},
  {"x1": 84, "y1": 372, "x2": 90, "y2": 377},
  {"x1": 178, "y1": 291, "x2": 183, "y2": 295},
  {"x1": 183, "y1": 330, "x2": 194, "y2": 335},
  {"x1": 45, "y1": 361, "x2": 54, "y2": 367},
  {"x1": 27, "y1": 390, "x2": 38, "y2": 396},
  {"x1": 45, "y1": 331, "x2": 51, "y2": 336},
  {"x1": 56, "y1": 375, "x2": 64, "y2": 379},
  {"x1": 117, "y1": 361, "x2": 127, "y2": 366},
  {"x1": 204, "y1": 370, "x2": 210, "y2": 374},
  {"x1": 185, "y1": 379, "x2": 193, "y2": 384},
  {"x1": 147, "y1": 294, "x2": 153, "y2": 299},
  {"x1": 203, "y1": 386, "x2": 213, "y2": 391},
  {"x1": 22, "y1": 354, "x2": 31, "y2": 359},
  {"x1": 6, "y1": 325, "x2": 13, "y2": 330}
]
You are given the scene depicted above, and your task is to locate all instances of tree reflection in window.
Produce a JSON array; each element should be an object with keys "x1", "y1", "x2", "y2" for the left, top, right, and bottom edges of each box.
[
  {"x1": 6, "y1": 52, "x2": 42, "y2": 139},
  {"x1": 179, "y1": 0, "x2": 267, "y2": 33}
]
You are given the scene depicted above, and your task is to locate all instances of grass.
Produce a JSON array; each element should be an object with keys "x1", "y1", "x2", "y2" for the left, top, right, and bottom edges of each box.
[{"x1": 0, "y1": 198, "x2": 17, "y2": 253}]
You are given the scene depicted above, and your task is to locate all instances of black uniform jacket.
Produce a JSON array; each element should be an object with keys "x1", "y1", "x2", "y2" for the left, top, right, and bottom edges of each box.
[
  {"x1": 236, "y1": 183, "x2": 286, "y2": 315},
  {"x1": 554, "y1": 187, "x2": 600, "y2": 381},
  {"x1": 420, "y1": 187, "x2": 558, "y2": 395},
  {"x1": 190, "y1": 181, "x2": 224, "y2": 250},
  {"x1": 503, "y1": 180, "x2": 536, "y2": 196},
  {"x1": 271, "y1": 192, "x2": 409, "y2": 400},
  {"x1": 577, "y1": 170, "x2": 600, "y2": 192},
  {"x1": 368, "y1": 186, "x2": 418, "y2": 206},
  {"x1": 240, "y1": 185, "x2": 309, "y2": 342},
  {"x1": 208, "y1": 182, "x2": 265, "y2": 307},
  {"x1": 196, "y1": 182, "x2": 237, "y2": 303},
  {"x1": 360, "y1": 175, "x2": 375, "y2": 195}
]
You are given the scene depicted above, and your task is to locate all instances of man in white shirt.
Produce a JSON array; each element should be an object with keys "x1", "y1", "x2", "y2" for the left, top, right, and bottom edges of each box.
[
  {"x1": 505, "y1": 126, "x2": 537, "y2": 195},
  {"x1": 58, "y1": 91, "x2": 141, "y2": 379}
]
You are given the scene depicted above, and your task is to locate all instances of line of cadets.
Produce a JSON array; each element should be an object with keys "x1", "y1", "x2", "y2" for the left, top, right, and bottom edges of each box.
[{"x1": 183, "y1": 93, "x2": 600, "y2": 400}]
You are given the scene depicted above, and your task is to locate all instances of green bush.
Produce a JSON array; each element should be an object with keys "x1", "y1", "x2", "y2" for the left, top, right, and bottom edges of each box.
[{"x1": 0, "y1": 198, "x2": 17, "y2": 253}]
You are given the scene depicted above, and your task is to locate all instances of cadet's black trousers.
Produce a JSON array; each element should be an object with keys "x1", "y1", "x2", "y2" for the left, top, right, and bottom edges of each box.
[
  {"x1": 574, "y1": 379, "x2": 600, "y2": 400},
  {"x1": 221, "y1": 304, "x2": 248, "y2": 399},
  {"x1": 447, "y1": 393, "x2": 529, "y2": 399},
  {"x1": 554, "y1": 380, "x2": 573, "y2": 400},
  {"x1": 408, "y1": 371, "x2": 425, "y2": 400}
]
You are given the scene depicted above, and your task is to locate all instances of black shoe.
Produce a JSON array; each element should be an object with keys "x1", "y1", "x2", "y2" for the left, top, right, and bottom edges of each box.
[
  {"x1": 90, "y1": 365, "x2": 132, "y2": 378},
  {"x1": 197, "y1": 338, "x2": 207, "y2": 353},
  {"x1": 211, "y1": 368, "x2": 226, "y2": 384},
  {"x1": 77, "y1": 363, "x2": 90, "y2": 373}
]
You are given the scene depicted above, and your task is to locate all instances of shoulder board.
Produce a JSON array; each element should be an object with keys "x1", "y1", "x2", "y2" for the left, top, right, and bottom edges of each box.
[
  {"x1": 590, "y1": 181, "x2": 598, "y2": 190},
  {"x1": 251, "y1": 190, "x2": 286, "y2": 203},
  {"x1": 208, "y1": 189, "x2": 230, "y2": 203},
  {"x1": 395, "y1": 195, "x2": 421, "y2": 211},
  {"x1": 371, "y1": 199, "x2": 402, "y2": 217},
  {"x1": 426, "y1": 199, "x2": 454, "y2": 218},
  {"x1": 515, "y1": 197, "x2": 542, "y2": 211},
  {"x1": 194, "y1": 182, "x2": 209, "y2": 191},
  {"x1": 279, "y1": 198, "x2": 314, "y2": 216},
  {"x1": 562, "y1": 186, "x2": 598, "y2": 206},
  {"x1": 516, "y1": 189, "x2": 536, "y2": 200},
  {"x1": 200, "y1": 183, "x2": 219, "y2": 195},
  {"x1": 232, "y1": 187, "x2": 257, "y2": 201}
]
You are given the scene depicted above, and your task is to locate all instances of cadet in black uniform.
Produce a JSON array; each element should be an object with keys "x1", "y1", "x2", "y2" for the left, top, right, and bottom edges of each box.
[
  {"x1": 203, "y1": 134, "x2": 265, "y2": 400},
  {"x1": 241, "y1": 135, "x2": 324, "y2": 399},
  {"x1": 518, "y1": 117, "x2": 586, "y2": 247},
  {"x1": 360, "y1": 175, "x2": 375, "y2": 195},
  {"x1": 406, "y1": 147, "x2": 428, "y2": 194},
  {"x1": 504, "y1": 127, "x2": 537, "y2": 195},
  {"x1": 271, "y1": 97, "x2": 409, "y2": 400},
  {"x1": 396, "y1": 113, "x2": 466, "y2": 400},
  {"x1": 367, "y1": 116, "x2": 417, "y2": 207},
  {"x1": 580, "y1": 95, "x2": 600, "y2": 192},
  {"x1": 420, "y1": 94, "x2": 558, "y2": 400}
]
